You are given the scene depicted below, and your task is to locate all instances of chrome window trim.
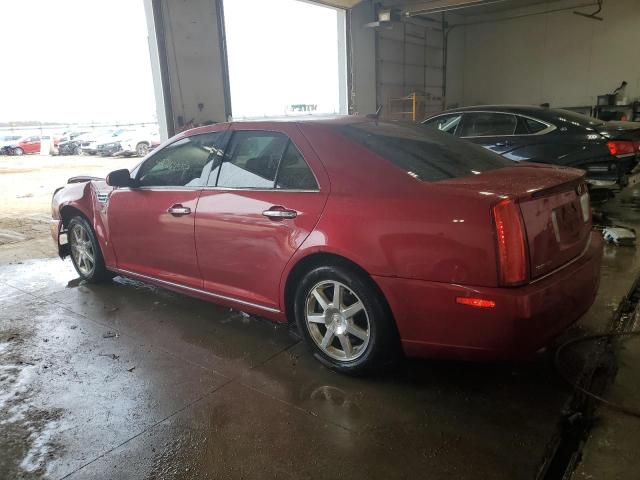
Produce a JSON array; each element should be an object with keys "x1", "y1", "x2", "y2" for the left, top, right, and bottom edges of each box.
[
  {"x1": 115, "y1": 186, "x2": 202, "y2": 192},
  {"x1": 201, "y1": 186, "x2": 320, "y2": 193},
  {"x1": 116, "y1": 185, "x2": 321, "y2": 193},
  {"x1": 112, "y1": 268, "x2": 281, "y2": 314},
  {"x1": 426, "y1": 111, "x2": 557, "y2": 138}
]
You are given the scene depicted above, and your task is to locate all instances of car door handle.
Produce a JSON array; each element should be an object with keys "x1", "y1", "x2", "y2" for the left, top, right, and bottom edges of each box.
[
  {"x1": 262, "y1": 207, "x2": 297, "y2": 219},
  {"x1": 495, "y1": 140, "x2": 512, "y2": 147},
  {"x1": 167, "y1": 204, "x2": 191, "y2": 216}
]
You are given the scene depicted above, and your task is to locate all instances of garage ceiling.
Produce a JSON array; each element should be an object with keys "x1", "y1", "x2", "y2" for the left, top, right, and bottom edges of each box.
[
  {"x1": 377, "y1": 0, "x2": 596, "y2": 16},
  {"x1": 312, "y1": 0, "x2": 364, "y2": 8}
]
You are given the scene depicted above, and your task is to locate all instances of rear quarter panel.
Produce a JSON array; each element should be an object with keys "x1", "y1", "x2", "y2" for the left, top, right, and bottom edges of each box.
[{"x1": 291, "y1": 123, "x2": 500, "y2": 288}]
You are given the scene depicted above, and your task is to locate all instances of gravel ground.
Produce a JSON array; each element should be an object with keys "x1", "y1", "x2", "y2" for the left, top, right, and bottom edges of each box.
[{"x1": 0, "y1": 154, "x2": 137, "y2": 265}]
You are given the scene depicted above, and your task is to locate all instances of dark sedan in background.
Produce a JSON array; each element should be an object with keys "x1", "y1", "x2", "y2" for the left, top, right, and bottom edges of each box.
[{"x1": 423, "y1": 106, "x2": 640, "y2": 189}]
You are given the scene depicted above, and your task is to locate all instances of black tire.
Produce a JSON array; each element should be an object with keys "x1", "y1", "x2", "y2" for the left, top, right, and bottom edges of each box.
[
  {"x1": 67, "y1": 216, "x2": 111, "y2": 283},
  {"x1": 294, "y1": 264, "x2": 398, "y2": 375},
  {"x1": 13, "y1": 147, "x2": 24, "y2": 156}
]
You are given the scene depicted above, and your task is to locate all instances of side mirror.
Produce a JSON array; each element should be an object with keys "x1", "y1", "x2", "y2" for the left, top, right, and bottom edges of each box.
[{"x1": 106, "y1": 169, "x2": 133, "y2": 187}]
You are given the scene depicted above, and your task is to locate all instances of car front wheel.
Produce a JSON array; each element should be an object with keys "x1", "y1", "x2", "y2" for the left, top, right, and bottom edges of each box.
[
  {"x1": 68, "y1": 216, "x2": 111, "y2": 282},
  {"x1": 13, "y1": 147, "x2": 23, "y2": 155},
  {"x1": 295, "y1": 265, "x2": 398, "y2": 375}
]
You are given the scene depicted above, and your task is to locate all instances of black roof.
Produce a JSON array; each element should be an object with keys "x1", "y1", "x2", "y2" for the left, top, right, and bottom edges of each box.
[
  {"x1": 442, "y1": 105, "x2": 551, "y2": 114},
  {"x1": 426, "y1": 105, "x2": 605, "y2": 127}
]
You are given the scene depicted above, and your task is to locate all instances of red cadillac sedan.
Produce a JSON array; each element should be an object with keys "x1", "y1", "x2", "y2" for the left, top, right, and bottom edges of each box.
[{"x1": 51, "y1": 117, "x2": 602, "y2": 374}]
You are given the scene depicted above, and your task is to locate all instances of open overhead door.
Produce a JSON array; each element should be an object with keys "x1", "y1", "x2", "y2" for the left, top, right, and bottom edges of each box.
[{"x1": 376, "y1": 16, "x2": 445, "y2": 120}]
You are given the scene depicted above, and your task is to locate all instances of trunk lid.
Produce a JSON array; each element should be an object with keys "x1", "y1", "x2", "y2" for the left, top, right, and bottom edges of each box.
[
  {"x1": 436, "y1": 164, "x2": 591, "y2": 280},
  {"x1": 598, "y1": 121, "x2": 640, "y2": 139}
]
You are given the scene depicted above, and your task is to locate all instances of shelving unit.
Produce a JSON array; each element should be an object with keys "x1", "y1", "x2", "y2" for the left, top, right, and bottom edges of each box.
[
  {"x1": 593, "y1": 101, "x2": 640, "y2": 122},
  {"x1": 388, "y1": 92, "x2": 427, "y2": 122}
]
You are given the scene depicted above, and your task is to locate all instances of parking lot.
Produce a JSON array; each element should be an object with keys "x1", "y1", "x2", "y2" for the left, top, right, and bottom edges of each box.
[
  {"x1": 0, "y1": 155, "x2": 134, "y2": 264},
  {"x1": 1, "y1": 154, "x2": 639, "y2": 479}
]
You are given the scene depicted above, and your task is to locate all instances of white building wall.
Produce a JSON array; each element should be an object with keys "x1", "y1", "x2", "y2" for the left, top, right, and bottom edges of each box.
[{"x1": 446, "y1": 0, "x2": 640, "y2": 108}]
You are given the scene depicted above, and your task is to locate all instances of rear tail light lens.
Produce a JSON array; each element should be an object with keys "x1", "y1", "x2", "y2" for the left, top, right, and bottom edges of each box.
[
  {"x1": 607, "y1": 140, "x2": 635, "y2": 156},
  {"x1": 492, "y1": 198, "x2": 527, "y2": 286},
  {"x1": 579, "y1": 189, "x2": 591, "y2": 223}
]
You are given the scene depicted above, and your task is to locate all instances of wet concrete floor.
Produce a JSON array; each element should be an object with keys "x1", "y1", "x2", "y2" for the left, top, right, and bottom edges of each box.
[{"x1": 2, "y1": 184, "x2": 640, "y2": 479}]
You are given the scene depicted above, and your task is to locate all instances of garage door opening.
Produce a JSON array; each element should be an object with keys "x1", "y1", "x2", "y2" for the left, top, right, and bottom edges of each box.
[{"x1": 222, "y1": 0, "x2": 347, "y2": 119}]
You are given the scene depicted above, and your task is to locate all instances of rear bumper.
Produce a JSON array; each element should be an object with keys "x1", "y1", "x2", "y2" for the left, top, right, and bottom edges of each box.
[
  {"x1": 374, "y1": 232, "x2": 603, "y2": 361},
  {"x1": 617, "y1": 154, "x2": 638, "y2": 175},
  {"x1": 583, "y1": 156, "x2": 634, "y2": 188}
]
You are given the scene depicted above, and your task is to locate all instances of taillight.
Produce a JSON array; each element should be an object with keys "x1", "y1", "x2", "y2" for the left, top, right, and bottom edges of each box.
[
  {"x1": 492, "y1": 198, "x2": 527, "y2": 286},
  {"x1": 607, "y1": 140, "x2": 635, "y2": 156},
  {"x1": 579, "y1": 189, "x2": 591, "y2": 223}
]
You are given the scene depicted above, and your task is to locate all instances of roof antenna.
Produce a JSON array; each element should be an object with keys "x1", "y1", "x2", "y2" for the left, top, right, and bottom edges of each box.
[
  {"x1": 366, "y1": 105, "x2": 383, "y2": 121},
  {"x1": 574, "y1": 0, "x2": 603, "y2": 21}
]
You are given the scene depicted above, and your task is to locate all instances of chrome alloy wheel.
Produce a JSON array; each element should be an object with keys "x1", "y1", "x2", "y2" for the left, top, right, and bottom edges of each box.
[
  {"x1": 70, "y1": 223, "x2": 95, "y2": 276},
  {"x1": 305, "y1": 281, "x2": 370, "y2": 361}
]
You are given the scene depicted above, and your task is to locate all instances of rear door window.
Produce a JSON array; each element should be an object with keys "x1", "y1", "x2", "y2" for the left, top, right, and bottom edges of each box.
[
  {"x1": 514, "y1": 116, "x2": 550, "y2": 135},
  {"x1": 211, "y1": 131, "x2": 318, "y2": 190},
  {"x1": 275, "y1": 142, "x2": 318, "y2": 190},
  {"x1": 459, "y1": 112, "x2": 517, "y2": 137},
  {"x1": 423, "y1": 114, "x2": 462, "y2": 135},
  {"x1": 213, "y1": 131, "x2": 288, "y2": 188},
  {"x1": 336, "y1": 122, "x2": 513, "y2": 182}
]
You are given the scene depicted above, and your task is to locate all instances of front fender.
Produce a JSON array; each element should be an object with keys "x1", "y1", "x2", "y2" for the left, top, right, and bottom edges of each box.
[{"x1": 52, "y1": 180, "x2": 116, "y2": 266}]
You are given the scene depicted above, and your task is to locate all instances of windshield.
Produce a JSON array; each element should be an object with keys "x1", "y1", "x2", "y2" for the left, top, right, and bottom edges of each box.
[{"x1": 336, "y1": 121, "x2": 514, "y2": 182}]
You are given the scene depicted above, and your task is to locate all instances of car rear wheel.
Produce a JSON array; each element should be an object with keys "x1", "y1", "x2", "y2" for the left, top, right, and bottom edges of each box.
[
  {"x1": 295, "y1": 265, "x2": 398, "y2": 375},
  {"x1": 13, "y1": 147, "x2": 23, "y2": 155},
  {"x1": 68, "y1": 216, "x2": 111, "y2": 283},
  {"x1": 136, "y1": 142, "x2": 149, "y2": 157}
]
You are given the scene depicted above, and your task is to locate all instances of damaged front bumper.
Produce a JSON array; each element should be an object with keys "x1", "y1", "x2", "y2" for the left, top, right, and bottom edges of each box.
[{"x1": 50, "y1": 219, "x2": 70, "y2": 259}]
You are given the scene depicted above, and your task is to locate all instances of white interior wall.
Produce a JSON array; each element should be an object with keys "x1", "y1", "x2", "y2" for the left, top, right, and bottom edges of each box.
[{"x1": 446, "y1": 0, "x2": 640, "y2": 108}]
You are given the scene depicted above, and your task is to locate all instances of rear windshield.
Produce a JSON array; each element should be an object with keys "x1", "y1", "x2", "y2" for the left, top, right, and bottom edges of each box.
[
  {"x1": 336, "y1": 121, "x2": 513, "y2": 182},
  {"x1": 551, "y1": 109, "x2": 605, "y2": 128}
]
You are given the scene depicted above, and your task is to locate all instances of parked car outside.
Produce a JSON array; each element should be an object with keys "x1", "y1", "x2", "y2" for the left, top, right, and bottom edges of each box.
[
  {"x1": 423, "y1": 106, "x2": 640, "y2": 189},
  {"x1": 79, "y1": 129, "x2": 116, "y2": 155},
  {"x1": 113, "y1": 127, "x2": 161, "y2": 157},
  {"x1": 57, "y1": 131, "x2": 91, "y2": 155},
  {"x1": 51, "y1": 118, "x2": 602, "y2": 374},
  {"x1": 0, "y1": 135, "x2": 22, "y2": 154},
  {"x1": 96, "y1": 128, "x2": 137, "y2": 156},
  {"x1": 3, "y1": 135, "x2": 59, "y2": 155},
  {"x1": 96, "y1": 127, "x2": 160, "y2": 157}
]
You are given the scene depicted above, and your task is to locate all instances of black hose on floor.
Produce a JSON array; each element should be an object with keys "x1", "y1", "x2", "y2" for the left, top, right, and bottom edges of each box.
[{"x1": 554, "y1": 330, "x2": 640, "y2": 419}]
